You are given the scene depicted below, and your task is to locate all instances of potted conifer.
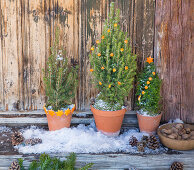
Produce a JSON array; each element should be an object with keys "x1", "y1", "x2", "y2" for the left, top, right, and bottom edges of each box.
[
  {"x1": 43, "y1": 28, "x2": 78, "y2": 131},
  {"x1": 136, "y1": 56, "x2": 162, "y2": 134},
  {"x1": 89, "y1": 3, "x2": 137, "y2": 136}
]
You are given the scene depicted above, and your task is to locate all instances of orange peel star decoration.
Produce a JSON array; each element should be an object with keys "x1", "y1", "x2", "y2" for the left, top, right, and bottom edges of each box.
[
  {"x1": 108, "y1": 84, "x2": 111, "y2": 88},
  {"x1": 145, "y1": 86, "x2": 148, "y2": 89},
  {"x1": 107, "y1": 29, "x2": 110, "y2": 33},
  {"x1": 43, "y1": 107, "x2": 47, "y2": 114},
  {"x1": 147, "y1": 81, "x2": 150, "y2": 85},
  {"x1": 118, "y1": 81, "x2": 121, "y2": 85},
  {"x1": 142, "y1": 91, "x2": 145, "y2": 95},
  {"x1": 99, "y1": 81, "x2": 102, "y2": 85},
  {"x1": 125, "y1": 66, "x2": 128, "y2": 70},
  {"x1": 96, "y1": 40, "x2": 100, "y2": 44},
  {"x1": 148, "y1": 77, "x2": 152, "y2": 81},
  {"x1": 138, "y1": 95, "x2": 141, "y2": 101},
  {"x1": 124, "y1": 40, "x2": 128, "y2": 44},
  {"x1": 120, "y1": 48, "x2": 124, "y2": 52},
  {"x1": 146, "y1": 56, "x2": 154, "y2": 64},
  {"x1": 113, "y1": 68, "x2": 116, "y2": 72},
  {"x1": 97, "y1": 53, "x2": 101, "y2": 57},
  {"x1": 91, "y1": 47, "x2": 94, "y2": 51},
  {"x1": 101, "y1": 35, "x2": 105, "y2": 39},
  {"x1": 65, "y1": 108, "x2": 71, "y2": 116},
  {"x1": 48, "y1": 110, "x2": 55, "y2": 116},
  {"x1": 152, "y1": 72, "x2": 156, "y2": 76},
  {"x1": 114, "y1": 23, "x2": 117, "y2": 27},
  {"x1": 90, "y1": 69, "x2": 94, "y2": 72},
  {"x1": 110, "y1": 53, "x2": 114, "y2": 57},
  {"x1": 101, "y1": 67, "x2": 105, "y2": 70},
  {"x1": 71, "y1": 105, "x2": 75, "y2": 113},
  {"x1": 56, "y1": 110, "x2": 63, "y2": 117}
]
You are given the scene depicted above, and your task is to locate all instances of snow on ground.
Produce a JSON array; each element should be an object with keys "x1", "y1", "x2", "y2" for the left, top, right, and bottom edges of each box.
[
  {"x1": 0, "y1": 126, "x2": 11, "y2": 133},
  {"x1": 168, "y1": 118, "x2": 184, "y2": 124},
  {"x1": 16, "y1": 123, "x2": 166, "y2": 154}
]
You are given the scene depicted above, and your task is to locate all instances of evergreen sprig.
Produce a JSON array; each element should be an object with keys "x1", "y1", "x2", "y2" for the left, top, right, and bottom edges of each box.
[
  {"x1": 43, "y1": 27, "x2": 78, "y2": 111},
  {"x1": 18, "y1": 153, "x2": 93, "y2": 170},
  {"x1": 136, "y1": 59, "x2": 162, "y2": 116},
  {"x1": 89, "y1": 2, "x2": 137, "y2": 110}
]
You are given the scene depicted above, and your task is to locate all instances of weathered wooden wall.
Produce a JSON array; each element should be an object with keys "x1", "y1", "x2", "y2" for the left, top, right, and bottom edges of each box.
[
  {"x1": 155, "y1": 0, "x2": 194, "y2": 123},
  {"x1": 0, "y1": 0, "x2": 155, "y2": 111}
]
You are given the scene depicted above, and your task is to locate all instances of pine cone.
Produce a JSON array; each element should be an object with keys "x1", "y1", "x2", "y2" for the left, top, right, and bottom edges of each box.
[
  {"x1": 170, "y1": 162, "x2": 183, "y2": 170},
  {"x1": 141, "y1": 135, "x2": 149, "y2": 147},
  {"x1": 25, "y1": 138, "x2": 42, "y2": 146},
  {"x1": 11, "y1": 131, "x2": 24, "y2": 146},
  {"x1": 147, "y1": 135, "x2": 160, "y2": 150},
  {"x1": 9, "y1": 160, "x2": 20, "y2": 170},
  {"x1": 90, "y1": 97, "x2": 95, "y2": 105},
  {"x1": 137, "y1": 142, "x2": 145, "y2": 152},
  {"x1": 129, "y1": 136, "x2": 138, "y2": 147}
]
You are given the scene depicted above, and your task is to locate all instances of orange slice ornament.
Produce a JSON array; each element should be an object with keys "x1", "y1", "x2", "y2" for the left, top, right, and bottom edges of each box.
[
  {"x1": 71, "y1": 105, "x2": 76, "y2": 113},
  {"x1": 43, "y1": 107, "x2": 47, "y2": 114},
  {"x1": 146, "y1": 56, "x2": 154, "y2": 64}
]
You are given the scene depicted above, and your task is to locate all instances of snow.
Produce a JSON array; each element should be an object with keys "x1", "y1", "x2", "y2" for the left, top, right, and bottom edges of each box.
[
  {"x1": 0, "y1": 126, "x2": 11, "y2": 133},
  {"x1": 137, "y1": 109, "x2": 160, "y2": 117},
  {"x1": 168, "y1": 118, "x2": 184, "y2": 124},
  {"x1": 16, "y1": 123, "x2": 166, "y2": 154}
]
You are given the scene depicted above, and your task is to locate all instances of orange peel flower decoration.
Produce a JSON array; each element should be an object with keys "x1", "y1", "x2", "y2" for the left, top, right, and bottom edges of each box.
[
  {"x1": 146, "y1": 56, "x2": 154, "y2": 64},
  {"x1": 107, "y1": 29, "x2": 110, "y2": 33},
  {"x1": 138, "y1": 95, "x2": 141, "y2": 101},
  {"x1": 96, "y1": 40, "x2": 100, "y2": 44},
  {"x1": 125, "y1": 66, "x2": 128, "y2": 70},
  {"x1": 108, "y1": 84, "x2": 111, "y2": 88},
  {"x1": 124, "y1": 40, "x2": 128, "y2": 44},
  {"x1": 48, "y1": 110, "x2": 55, "y2": 116},
  {"x1": 90, "y1": 69, "x2": 94, "y2": 72},
  {"x1": 97, "y1": 53, "x2": 101, "y2": 57},
  {"x1": 142, "y1": 91, "x2": 145, "y2": 95},
  {"x1": 56, "y1": 110, "x2": 63, "y2": 117},
  {"x1": 113, "y1": 68, "x2": 116, "y2": 72},
  {"x1": 118, "y1": 81, "x2": 121, "y2": 85},
  {"x1": 147, "y1": 81, "x2": 150, "y2": 85},
  {"x1": 99, "y1": 81, "x2": 102, "y2": 85},
  {"x1": 148, "y1": 77, "x2": 152, "y2": 81},
  {"x1": 145, "y1": 86, "x2": 148, "y2": 89},
  {"x1": 110, "y1": 53, "x2": 114, "y2": 57},
  {"x1": 101, "y1": 67, "x2": 105, "y2": 70},
  {"x1": 114, "y1": 23, "x2": 117, "y2": 27},
  {"x1": 65, "y1": 108, "x2": 71, "y2": 116},
  {"x1": 120, "y1": 48, "x2": 124, "y2": 52},
  {"x1": 101, "y1": 35, "x2": 105, "y2": 39},
  {"x1": 152, "y1": 72, "x2": 156, "y2": 75},
  {"x1": 91, "y1": 47, "x2": 94, "y2": 51}
]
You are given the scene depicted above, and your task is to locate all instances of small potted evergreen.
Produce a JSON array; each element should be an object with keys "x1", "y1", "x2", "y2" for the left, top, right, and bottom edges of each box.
[
  {"x1": 136, "y1": 56, "x2": 162, "y2": 134},
  {"x1": 43, "y1": 28, "x2": 78, "y2": 131},
  {"x1": 89, "y1": 3, "x2": 137, "y2": 136}
]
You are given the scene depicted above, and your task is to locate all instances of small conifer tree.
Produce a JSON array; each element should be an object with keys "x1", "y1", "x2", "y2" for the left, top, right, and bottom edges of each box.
[
  {"x1": 43, "y1": 27, "x2": 78, "y2": 111},
  {"x1": 89, "y1": 2, "x2": 137, "y2": 110},
  {"x1": 136, "y1": 56, "x2": 162, "y2": 116}
]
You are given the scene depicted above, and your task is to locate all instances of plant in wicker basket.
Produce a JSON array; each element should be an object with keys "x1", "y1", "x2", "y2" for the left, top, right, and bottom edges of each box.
[
  {"x1": 129, "y1": 136, "x2": 138, "y2": 147},
  {"x1": 9, "y1": 161, "x2": 20, "y2": 170},
  {"x1": 89, "y1": 2, "x2": 137, "y2": 111},
  {"x1": 170, "y1": 162, "x2": 184, "y2": 170},
  {"x1": 147, "y1": 135, "x2": 160, "y2": 150},
  {"x1": 11, "y1": 131, "x2": 24, "y2": 146}
]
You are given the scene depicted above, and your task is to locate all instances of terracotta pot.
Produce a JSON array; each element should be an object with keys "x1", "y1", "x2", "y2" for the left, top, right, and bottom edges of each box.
[
  {"x1": 91, "y1": 106, "x2": 126, "y2": 136},
  {"x1": 44, "y1": 105, "x2": 75, "y2": 131},
  {"x1": 137, "y1": 112, "x2": 162, "y2": 134}
]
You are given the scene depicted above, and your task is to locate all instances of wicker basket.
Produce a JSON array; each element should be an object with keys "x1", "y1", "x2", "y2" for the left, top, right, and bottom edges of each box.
[{"x1": 157, "y1": 123, "x2": 194, "y2": 150}]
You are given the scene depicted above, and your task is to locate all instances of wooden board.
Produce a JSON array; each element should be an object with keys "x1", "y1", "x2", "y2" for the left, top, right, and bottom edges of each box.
[
  {"x1": 0, "y1": 0, "x2": 155, "y2": 111},
  {"x1": 0, "y1": 151, "x2": 194, "y2": 169},
  {"x1": 154, "y1": 0, "x2": 194, "y2": 123}
]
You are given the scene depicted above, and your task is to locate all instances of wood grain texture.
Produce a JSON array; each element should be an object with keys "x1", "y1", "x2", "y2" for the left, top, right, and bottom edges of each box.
[
  {"x1": 0, "y1": 0, "x2": 155, "y2": 112},
  {"x1": 155, "y1": 0, "x2": 194, "y2": 123}
]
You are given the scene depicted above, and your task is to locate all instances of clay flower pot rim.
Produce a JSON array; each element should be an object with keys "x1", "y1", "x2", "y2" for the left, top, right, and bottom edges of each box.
[
  {"x1": 90, "y1": 105, "x2": 126, "y2": 112},
  {"x1": 137, "y1": 110, "x2": 161, "y2": 117}
]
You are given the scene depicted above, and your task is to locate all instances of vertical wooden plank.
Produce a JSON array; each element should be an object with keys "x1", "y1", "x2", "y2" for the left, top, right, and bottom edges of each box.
[
  {"x1": 181, "y1": 0, "x2": 194, "y2": 123},
  {"x1": 0, "y1": 1, "x2": 3, "y2": 110},
  {"x1": 0, "y1": 0, "x2": 21, "y2": 110}
]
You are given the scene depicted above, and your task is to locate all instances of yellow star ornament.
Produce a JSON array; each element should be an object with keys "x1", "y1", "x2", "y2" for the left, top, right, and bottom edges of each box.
[
  {"x1": 65, "y1": 108, "x2": 71, "y2": 116},
  {"x1": 56, "y1": 110, "x2": 64, "y2": 117},
  {"x1": 48, "y1": 110, "x2": 55, "y2": 116},
  {"x1": 146, "y1": 56, "x2": 154, "y2": 64}
]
